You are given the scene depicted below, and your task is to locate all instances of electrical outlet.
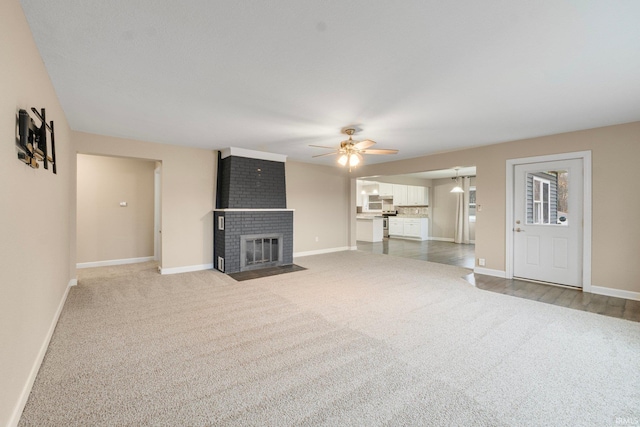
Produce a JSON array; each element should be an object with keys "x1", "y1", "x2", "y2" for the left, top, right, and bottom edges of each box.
[{"x1": 478, "y1": 258, "x2": 486, "y2": 266}]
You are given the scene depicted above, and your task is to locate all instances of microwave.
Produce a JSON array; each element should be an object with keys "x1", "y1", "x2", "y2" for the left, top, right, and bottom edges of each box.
[{"x1": 367, "y1": 195, "x2": 383, "y2": 211}]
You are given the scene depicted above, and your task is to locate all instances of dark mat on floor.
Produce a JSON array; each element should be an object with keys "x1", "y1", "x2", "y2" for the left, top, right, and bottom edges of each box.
[{"x1": 228, "y1": 264, "x2": 307, "y2": 282}]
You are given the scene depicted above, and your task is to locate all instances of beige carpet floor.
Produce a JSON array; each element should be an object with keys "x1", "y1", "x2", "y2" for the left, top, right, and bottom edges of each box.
[{"x1": 19, "y1": 251, "x2": 640, "y2": 426}]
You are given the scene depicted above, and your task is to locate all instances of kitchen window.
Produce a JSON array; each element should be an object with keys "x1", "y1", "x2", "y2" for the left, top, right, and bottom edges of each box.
[{"x1": 469, "y1": 186, "x2": 476, "y2": 222}]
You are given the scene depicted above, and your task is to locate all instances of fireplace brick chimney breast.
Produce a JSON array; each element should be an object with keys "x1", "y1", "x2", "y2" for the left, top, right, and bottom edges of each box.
[
  {"x1": 218, "y1": 156, "x2": 286, "y2": 209},
  {"x1": 214, "y1": 149, "x2": 293, "y2": 274}
]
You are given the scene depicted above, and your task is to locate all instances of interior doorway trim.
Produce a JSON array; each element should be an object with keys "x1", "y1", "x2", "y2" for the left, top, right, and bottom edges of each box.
[
  {"x1": 154, "y1": 162, "x2": 162, "y2": 265},
  {"x1": 505, "y1": 151, "x2": 592, "y2": 292}
]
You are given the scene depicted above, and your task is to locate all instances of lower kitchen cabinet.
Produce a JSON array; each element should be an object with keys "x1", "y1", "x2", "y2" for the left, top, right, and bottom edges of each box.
[
  {"x1": 389, "y1": 217, "x2": 404, "y2": 236},
  {"x1": 389, "y1": 217, "x2": 428, "y2": 240}
]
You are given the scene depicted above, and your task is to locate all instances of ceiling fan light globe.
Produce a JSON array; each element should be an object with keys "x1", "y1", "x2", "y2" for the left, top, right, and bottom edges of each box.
[
  {"x1": 338, "y1": 155, "x2": 348, "y2": 166},
  {"x1": 349, "y1": 154, "x2": 360, "y2": 167}
]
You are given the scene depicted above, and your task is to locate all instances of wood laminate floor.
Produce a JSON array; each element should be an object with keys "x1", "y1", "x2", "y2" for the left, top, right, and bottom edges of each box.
[
  {"x1": 357, "y1": 238, "x2": 640, "y2": 322},
  {"x1": 356, "y1": 238, "x2": 476, "y2": 269}
]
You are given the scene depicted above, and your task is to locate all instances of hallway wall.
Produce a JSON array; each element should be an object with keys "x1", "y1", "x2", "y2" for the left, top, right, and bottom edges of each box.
[{"x1": 77, "y1": 154, "x2": 155, "y2": 264}]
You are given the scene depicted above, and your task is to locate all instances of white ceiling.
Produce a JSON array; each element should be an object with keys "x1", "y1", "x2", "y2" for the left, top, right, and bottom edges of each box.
[{"x1": 20, "y1": 0, "x2": 640, "y2": 167}]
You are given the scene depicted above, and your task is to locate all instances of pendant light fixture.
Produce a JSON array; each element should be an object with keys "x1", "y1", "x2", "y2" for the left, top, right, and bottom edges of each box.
[{"x1": 451, "y1": 168, "x2": 464, "y2": 193}]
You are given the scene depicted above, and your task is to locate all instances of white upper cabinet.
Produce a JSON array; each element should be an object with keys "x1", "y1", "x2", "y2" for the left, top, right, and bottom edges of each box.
[
  {"x1": 406, "y1": 186, "x2": 429, "y2": 205},
  {"x1": 361, "y1": 181, "x2": 429, "y2": 207},
  {"x1": 392, "y1": 185, "x2": 408, "y2": 206},
  {"x1": 378, "y1": 183, "x2": 393, "y2": 197},
  {"x1": 362, "y1": 182, "x2": 379, "y2": 195}
]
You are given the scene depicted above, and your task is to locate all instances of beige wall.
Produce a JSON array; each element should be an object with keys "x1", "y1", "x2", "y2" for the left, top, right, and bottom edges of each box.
[
  {"x1": 0, "y1": 1, "x2": 74, "y2": 425},
  {"x1": 77, "y1": 154, "x2": 155, "y2": 263},
  {"x1": 431, "y1": 178, "x2": 458, "y2": 239},
  {"x1": 73, "y1": 132, "x2": 215, "y2": 270},
  {"x1": 431, "y1": 177, "x2": 476, "y2": 241},
  {"x1": 357, "y1": 121, "x2": 640, "y2": 293},
  {"x1": 286, "y1": 161, "x2": 351, "y2": 254},
  {"x1": 1, "y1": 1, "x2": 637, "y2": 421}
]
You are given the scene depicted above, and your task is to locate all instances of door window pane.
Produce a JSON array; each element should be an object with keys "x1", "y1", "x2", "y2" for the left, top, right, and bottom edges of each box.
[{"x1": 526, "y1": 171, "x2": 569, "y2": 226}]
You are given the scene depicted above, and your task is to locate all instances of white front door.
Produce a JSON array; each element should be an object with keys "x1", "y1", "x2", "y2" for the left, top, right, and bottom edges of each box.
[{"x1": 513, "y1": 159, "x2": 583, "y2": 287}]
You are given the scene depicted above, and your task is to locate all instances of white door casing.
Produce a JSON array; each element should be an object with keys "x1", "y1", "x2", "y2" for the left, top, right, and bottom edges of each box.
[
  {"x1": 154, "y1": 163, "x2": 162, "y2": 264},
  {"x1": 513, "y1": 159, "x2": 583, "y2": 287},
  {"x1": 504, "y1": 151, "x2": 591, "y2": 292}
]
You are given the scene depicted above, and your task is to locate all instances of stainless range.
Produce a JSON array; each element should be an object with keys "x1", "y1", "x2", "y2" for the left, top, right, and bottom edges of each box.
[{"x1": 382, "y1": 211, "x2": 396, "y2": 237}]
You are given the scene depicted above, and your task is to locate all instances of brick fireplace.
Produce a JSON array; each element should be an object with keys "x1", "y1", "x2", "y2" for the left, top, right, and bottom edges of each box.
[{"x1": 213, "y1": 148, "x2": 293, "y2": 274}]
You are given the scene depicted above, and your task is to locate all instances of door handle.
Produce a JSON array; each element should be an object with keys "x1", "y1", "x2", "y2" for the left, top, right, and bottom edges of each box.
[{"x1": 513, "y1": 227, "x2": 524, "y2": 232}]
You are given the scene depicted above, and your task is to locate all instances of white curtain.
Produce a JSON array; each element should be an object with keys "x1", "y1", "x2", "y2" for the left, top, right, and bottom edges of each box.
[{"x1": 454, "y1": 177, "x2": 470, "y2": 244}]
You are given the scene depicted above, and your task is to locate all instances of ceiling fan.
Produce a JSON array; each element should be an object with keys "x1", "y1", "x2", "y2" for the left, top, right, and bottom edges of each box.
[{"x1": 310, "y1": 128, "x2": 398, "y2": 170}]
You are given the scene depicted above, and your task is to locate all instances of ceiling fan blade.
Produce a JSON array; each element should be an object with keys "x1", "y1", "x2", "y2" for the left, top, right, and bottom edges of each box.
[
  {"x1": 309, "y1": 144, "x2": 338, "y2": 149},
  {"x1": 312, "y1": 151, "x2": 339, "y2": 158},
  {"x1": 361, "y1": 149, "x2": 399, "y2": 155},
  {"x1": 354, "y1": 140, "x2": 376, "y2": 150}
]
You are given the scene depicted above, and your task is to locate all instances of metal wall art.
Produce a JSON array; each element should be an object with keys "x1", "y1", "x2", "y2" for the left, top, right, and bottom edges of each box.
[{"x1": 17, "y1": 107, "x2": 56, "y2": 174}]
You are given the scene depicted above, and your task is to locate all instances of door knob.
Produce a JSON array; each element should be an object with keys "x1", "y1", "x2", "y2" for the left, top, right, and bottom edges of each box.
[{"x1": 514, "y1": 227, "x2": 524, "y2": 232}]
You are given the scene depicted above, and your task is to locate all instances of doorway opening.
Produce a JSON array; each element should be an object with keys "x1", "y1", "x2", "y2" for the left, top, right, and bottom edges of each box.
[
  {"x1": 355, "y1": 167, "x2": 476, "y2": 269},
  {"x1": 76, "y1": 154, "x2": 162, "y2": 269}
]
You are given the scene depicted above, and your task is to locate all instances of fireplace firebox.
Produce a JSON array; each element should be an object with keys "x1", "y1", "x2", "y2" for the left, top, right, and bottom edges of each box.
[{"x1": 240, "y1": 233, "x2": 283, "y2": 271}]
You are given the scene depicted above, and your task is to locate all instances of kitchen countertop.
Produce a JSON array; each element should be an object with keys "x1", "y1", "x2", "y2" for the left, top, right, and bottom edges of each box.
[{"x1": 395, "y1": 215, "x2": 429, "y2": 218}]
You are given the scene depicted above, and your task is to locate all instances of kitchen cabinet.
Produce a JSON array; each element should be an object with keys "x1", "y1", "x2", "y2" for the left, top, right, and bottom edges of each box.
[
  {"x1": 389, "y1": 217, "x2": 404, "y2": 236},
  {"x1": 392, "y1": 185, "x2": 408, "y2": 206},
  {"x1": 388, "y1": 217, "x2": 429, "y2": 240},
  {"x1": 357, "y1": 217, "x2": 383, "y2": 242},
  {"x1": 404, "y1": 219, "x2": 423, "y2": 238},
  {"x1": 378, "y1": 183, "x2": 393, "y2": 197},
  {"x1": 407, "y1": 186, "x2": 428, "y2": 205},
  {"x1": 361, "y1": 181, "x2": 428, "y2": 207},
  {"x1": 362, "y1": 182, "x2": 379, "y2": 195}
]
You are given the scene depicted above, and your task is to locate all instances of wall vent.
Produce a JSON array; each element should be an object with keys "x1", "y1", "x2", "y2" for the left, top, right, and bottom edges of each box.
[{"x1": 217, "y1": 256, "x2": 224, "y2": 272}]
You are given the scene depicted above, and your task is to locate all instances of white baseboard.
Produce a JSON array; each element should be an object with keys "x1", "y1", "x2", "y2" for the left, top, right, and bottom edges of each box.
[
  {"x1": 474, "y1": 267, "x2": 507, "y2": 278},
  {"x1": 589, "y1": 286, "x2": 640, "y2": 301},
  {"x1": 349, "y1": 246, "x2": 358, "y2": 251},
  {"x1": 76, "y1": 256, "x2": 155, "y2": 269},
  {"x1": 68, "y1": 279, "x2": 78, "y2": 287},
  {"x1": 9, "y1": 281, "x2": 71, "y2": 427},
  {"x1": 159, "y1": 263, "x2": 213, "y2": 275},
  {"x1": 293, "y1": 246, "x2": 351, "y2": 258}
]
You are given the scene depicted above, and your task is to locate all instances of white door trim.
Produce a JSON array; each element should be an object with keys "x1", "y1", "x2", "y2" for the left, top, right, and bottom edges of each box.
[
  {"x1": 506, "y1": 151, "x2": 592, "y2": 292},
  {"x1": 154, "y1": 162, "x2": 162, "y2": 265}
]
